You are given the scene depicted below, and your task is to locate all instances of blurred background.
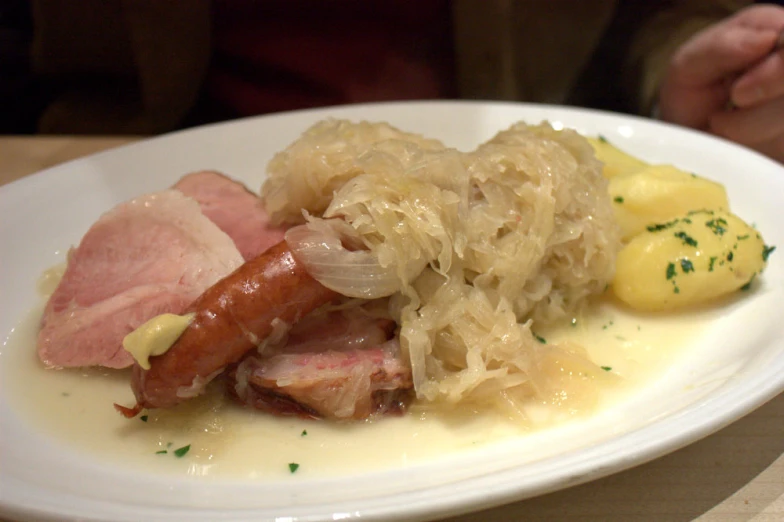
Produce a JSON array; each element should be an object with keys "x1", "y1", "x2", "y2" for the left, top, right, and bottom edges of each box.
[{"x1": 0, "y1": 0, "x2": 749, "y2": 136}]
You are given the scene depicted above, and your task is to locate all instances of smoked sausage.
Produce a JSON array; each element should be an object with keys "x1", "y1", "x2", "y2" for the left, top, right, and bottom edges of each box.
[{"x1": 116, "y1": 240, "x2": 338, "y2": 415}]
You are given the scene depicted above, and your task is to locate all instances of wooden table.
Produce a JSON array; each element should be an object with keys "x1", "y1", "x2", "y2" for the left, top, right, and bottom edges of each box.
[{"x1": 2, "y1": 136, "x2": 783, "y2": 522}]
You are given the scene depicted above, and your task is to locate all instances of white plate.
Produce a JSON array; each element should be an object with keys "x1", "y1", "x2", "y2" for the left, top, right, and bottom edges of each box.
[{"x1": 1, "y1": 101, "x2": 783, "y2": 522}]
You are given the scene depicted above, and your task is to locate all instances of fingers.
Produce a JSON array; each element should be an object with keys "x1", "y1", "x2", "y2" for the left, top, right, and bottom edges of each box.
[
  {"x1": 659, "y1": 79, "x2": 730, "y2": 129},
  {"x1": 731, "y1": 47, "x2": 784, "y2": 107},
  {"x1": 670, "y1": 26, "x2": 777, "y2": 87},
  {"x1": 727, "y1": 4, "x2": 784, "y2": 32},
  {"x1": 710, "y1": 94, "x2": 784, "y2": 160}
]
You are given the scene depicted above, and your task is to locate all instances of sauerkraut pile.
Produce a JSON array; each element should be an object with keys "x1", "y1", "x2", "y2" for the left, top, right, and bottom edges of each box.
[{"x1": 261, "y1": 119, "x2": 620, "y2": 415}]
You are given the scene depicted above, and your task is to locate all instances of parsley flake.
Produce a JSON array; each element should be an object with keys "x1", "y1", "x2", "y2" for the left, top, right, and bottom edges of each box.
[
  {"x1": 600, "y1": 366, "x2": 612, "y2": 372},
  {"x1": 647, "y1": 219, "x2": 679, "y2": 232},
  {"x1": 613, "y1": 196, "x2": 624, "y2": 204},
  {"x1": 301, "y1": 430, "x2": 308, "y2": 437},
  {"x1": 709, "y1": 256, "x2": 718, "y2": 272},
  {"x1": 155, "y1": 450, "x2": 167, "y2": 455},
  {"x1": 666, "y1": 262, "x2": 676, "y2": 280},
  {"x1": 173, "y1": 445, "x2": 190, "y2": 458},
  {"x1": 534, "y1": 333, "x2": 547, "y2": 344},
  {"x1": 140, "y1": 415, "x2": 148, "y2": 422},
  {"x1": 705, "y1": 218, "x2": 728, "y2": 236},
  {"x1": 727, "y1": 251, "x2": 734, "y2": 262},
  {"x1": 680, "y1": 259, "x2": 694, "y2": 273},
  {"x1": 289, "y1": 463, "x2": 300, "y2": 473},
  {"x1": 674, "y1": 231, "x2": 698, "y2": 247},
  {"x1": 763, "y1": 245, "x2": 776, "y2": 262},
  {"x1": 598, "y1": 135, "x2": 609, "y2": 143}
]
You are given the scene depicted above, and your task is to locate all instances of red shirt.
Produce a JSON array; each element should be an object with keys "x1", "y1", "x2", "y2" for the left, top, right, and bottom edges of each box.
[{"x1": 209, "y1": 0, "x2": 455, "y2": 116}]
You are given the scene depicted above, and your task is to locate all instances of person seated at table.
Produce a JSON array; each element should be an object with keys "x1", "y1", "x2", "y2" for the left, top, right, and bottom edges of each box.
[{"x1": 8, "y1": 0, "x2": 784, "y2": 162}]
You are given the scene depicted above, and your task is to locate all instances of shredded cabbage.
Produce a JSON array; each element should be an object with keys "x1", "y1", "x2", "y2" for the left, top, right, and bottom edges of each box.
[{"x1": 261, "y1": 118, "x2": 620, "y2": 411}]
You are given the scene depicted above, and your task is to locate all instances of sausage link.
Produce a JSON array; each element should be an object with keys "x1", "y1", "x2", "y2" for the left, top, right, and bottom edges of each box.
[{"x1": 118, "y1": 240, "x2": 338, "y2": 414}]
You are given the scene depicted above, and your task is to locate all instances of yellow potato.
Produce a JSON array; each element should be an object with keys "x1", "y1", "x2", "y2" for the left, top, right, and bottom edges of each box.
[
  {"x1": 608, "y1": 164, "x2": 729, "y2": 241},
  {"x1": 587, "y1": 136, "x2": 648, "y2": 178},
  {"x1": 612, "y1": 210, "x2": 772, "y2": 312}
]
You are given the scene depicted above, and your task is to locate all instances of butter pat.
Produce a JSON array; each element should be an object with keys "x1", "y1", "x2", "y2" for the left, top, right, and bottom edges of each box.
[{"x1": 122, "y1": 313, "x2": 195, "y2": 369}]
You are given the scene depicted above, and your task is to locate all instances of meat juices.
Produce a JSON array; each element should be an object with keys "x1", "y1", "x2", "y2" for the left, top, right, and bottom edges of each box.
[
  {"x1": 121, "y1": 241, "x2": 340, "y2": 415},
  {"x1": 174, "y1": 171, "x2": 287, "y2": 260},
  {"x1": 38, "y1": 191, "x2": 244, "y2": 369}
]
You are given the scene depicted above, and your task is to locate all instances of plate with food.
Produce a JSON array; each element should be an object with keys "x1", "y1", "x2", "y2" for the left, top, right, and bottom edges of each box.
[{"x1": 0, "y1": 101, "x2": 782, "y2": 522}]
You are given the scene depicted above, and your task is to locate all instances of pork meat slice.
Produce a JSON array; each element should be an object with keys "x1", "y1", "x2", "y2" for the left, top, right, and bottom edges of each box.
[
  {"x1": 228, "y1": 309, "x2": 413, "y2": 420},
  {"x1": 38, "y1": 190, "x2": 244, "y2": 369},
  {"x1": 173, "y1": 171, "x2": 286, "y2": 260}
]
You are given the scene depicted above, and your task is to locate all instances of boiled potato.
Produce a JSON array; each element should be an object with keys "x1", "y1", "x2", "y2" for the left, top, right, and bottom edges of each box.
[
  {"x1": 613, "y1": 210, "x2": 771, "y2": 312},
  {"x1": 587, "y1": 136, "x2": 648, "y2": 178},
  {"x1": 609, "y1": 164, "x2": 729, "y2": 241}
]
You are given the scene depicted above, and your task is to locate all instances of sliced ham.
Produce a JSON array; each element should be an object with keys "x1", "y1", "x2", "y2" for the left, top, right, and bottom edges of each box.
[
  {"x1": 38, "y1": 190, "x2": 244, "y2": 369},
  {"x1": 228, "y1": 309, "x2": 413, "y2": 420},
  {"x1": 174, "y1": 171, "x2": 287, "y2": 260}
]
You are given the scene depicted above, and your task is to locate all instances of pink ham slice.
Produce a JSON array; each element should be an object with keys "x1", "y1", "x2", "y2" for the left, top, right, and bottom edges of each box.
[
  {"x1": 38, "y1": 190, "x2": 244, "y2": 369},
  {"x1": 228, "y1": 310, "x2": 413, "y2": 420},
  {"x1": 173, "y1": 171, "x2": 286, "y2": 260}
]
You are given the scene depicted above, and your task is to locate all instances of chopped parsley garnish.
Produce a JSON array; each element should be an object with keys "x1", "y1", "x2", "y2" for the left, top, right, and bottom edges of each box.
[
  {"x1": 674, "y1": 231, "x2": 698, "y2": 247},
  {"x1": 737, "y1": 234, "x2": 750, "y2": 240},
  {"x1": 705, "y1": 218, "x2": 728, "y2": 236},
  {"x1": 763, "y1": 245, "x2": 776, "y2": 262},
  {"x1": 289, "y1": 463, "x2": 300, "y2": 473},
  {"x1": 613, "y1": 196, "x2": 624, "y2": 204},
  {"x1": 598, "y1": 135, "x2": 609, "y2": 143},
  {"x1": 674, "y1": 285, "x2": 680, "y2": 294},
  {"x1": 600, "y1": 366, "x2": 612, "y2": 372},
  {"x1": 740, "y1": 274, "x2": 756, "y2": 291},
  {"x1": 709, "y1": 256, "x2": 718, "y2": 272},
  {"x1": 727, "y1": 251, "x2": 734, "y2": 262},
  {"x1": 534, "y1": 333, "x2": 547, "y2": 344},
  {"x1": 155, "y1": 450, "x2": 167, "y2": 455},
  {"x1": 140, "y1": 415, "x2": 148, "y2": 422},
  {"x1": 61, "y1": 392, "x2": 70, "y2": 397},
  {"x1": 666, "y1": 262, "x2": 676, "y2": 280},
  {"x1": 680, "y1": 259, "x2": 694, "y2": 273},
  {"x1": 647, "y1": 219, "x2": 679, "y2": 232},
  {"x1": 173, "y1": 445, "x2": 191, "y2": 458},
  {"x1": 301, "y1": 430, "x2": 308, "y2": 437}
]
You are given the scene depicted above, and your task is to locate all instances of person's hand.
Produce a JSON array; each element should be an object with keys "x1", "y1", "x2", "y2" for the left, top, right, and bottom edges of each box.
[{"x1": 659, "y1": 5, "x2": 784, "y2": 162}]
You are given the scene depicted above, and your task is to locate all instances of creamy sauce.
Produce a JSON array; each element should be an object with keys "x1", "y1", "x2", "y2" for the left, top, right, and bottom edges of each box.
[{"x1": 1, "y1": 297, "x2": 715, "y2": 480}]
